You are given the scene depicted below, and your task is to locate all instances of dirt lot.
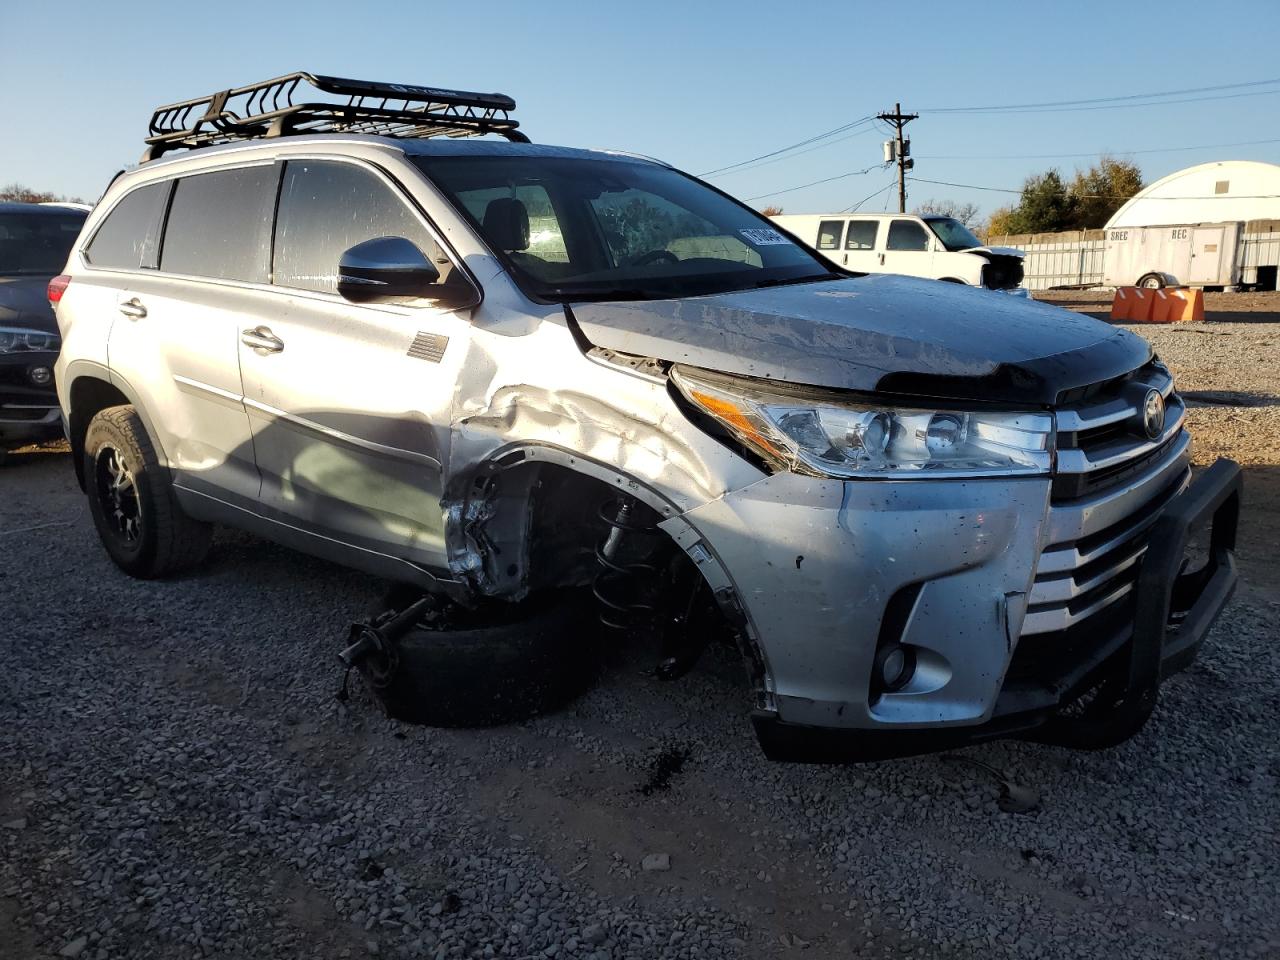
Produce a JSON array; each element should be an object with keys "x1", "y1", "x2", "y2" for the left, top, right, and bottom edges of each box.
[{"x1": 2, "y1": 297, "x2": 1278, "y2": 959}]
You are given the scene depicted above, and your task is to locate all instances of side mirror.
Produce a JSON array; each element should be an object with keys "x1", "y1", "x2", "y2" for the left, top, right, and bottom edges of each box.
[{"x1": 337, "y1": 237, "x2": 478, "y2": 308}]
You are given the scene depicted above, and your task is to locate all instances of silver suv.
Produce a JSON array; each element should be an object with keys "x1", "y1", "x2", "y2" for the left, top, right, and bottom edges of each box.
[{"x1": 53, "y1": 74, "x2": 1242, "y2": 761}]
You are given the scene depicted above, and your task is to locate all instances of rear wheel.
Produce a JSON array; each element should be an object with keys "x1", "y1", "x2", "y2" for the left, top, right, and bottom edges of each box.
[
  {"x1": 84, "y1": 405, "x2": 211, "y2": 578},
  {"x1": 1137, "y1": 272, "x2": 1165, "y2": 289}
]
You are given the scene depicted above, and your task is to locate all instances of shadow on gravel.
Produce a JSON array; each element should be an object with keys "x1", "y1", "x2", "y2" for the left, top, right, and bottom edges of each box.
[{"x1": 1181, "y1": 390, "x2": 1280, "y2": 407}]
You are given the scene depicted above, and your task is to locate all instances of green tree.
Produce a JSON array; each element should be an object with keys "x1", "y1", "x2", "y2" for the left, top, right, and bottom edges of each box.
[
  {"x1": 1007, "y1": 170, "x2": 1077, "y2": 234},
  {"x1": 1068, "y1": 156, "x2": 1143, "y2": 229}
]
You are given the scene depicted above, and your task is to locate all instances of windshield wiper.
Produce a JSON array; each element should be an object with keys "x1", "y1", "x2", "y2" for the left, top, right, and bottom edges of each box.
[
  {"x1": 753, "y1": 273, "x2": 841, "y2": 289},
  {"x1": 549, "y1": 287, "x2": 656, "y2": 302}
]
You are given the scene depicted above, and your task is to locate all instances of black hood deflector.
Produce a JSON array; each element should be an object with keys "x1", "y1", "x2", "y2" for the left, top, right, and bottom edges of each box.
[{"x1": 569, "y1": 274, "x2": 1151, "y2": 406}]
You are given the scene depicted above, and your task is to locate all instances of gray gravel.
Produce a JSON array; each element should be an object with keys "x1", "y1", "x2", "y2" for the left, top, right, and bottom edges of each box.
[{"x1": 2, "y1": 444, "x2": 1278, "y2": 959}]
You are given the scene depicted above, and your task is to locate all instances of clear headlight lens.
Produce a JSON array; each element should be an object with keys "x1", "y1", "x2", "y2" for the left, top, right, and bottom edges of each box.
[
  {"x1": 0, "y1": 327, "x2": 60, "y2": 354},
  {"x1": 672, "y1": 367, "x2": 1052, "y2": 479}
]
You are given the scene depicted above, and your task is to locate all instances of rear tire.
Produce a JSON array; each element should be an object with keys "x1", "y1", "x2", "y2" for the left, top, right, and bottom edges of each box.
[
  {"x1": 1137, "y1": 272, "x2": 1165, "y2": 289},
  {"x1": 84, "y1": 405, "x2": 212, "y2": 578},
  {"x1": 366, "y1": 589, "x2": 597, "y2": 727}
]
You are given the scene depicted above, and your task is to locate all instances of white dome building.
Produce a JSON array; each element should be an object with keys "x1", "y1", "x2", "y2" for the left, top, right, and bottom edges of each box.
[{"x1": 1106, "y1": 160, "x2": 1280, "y2": 229}]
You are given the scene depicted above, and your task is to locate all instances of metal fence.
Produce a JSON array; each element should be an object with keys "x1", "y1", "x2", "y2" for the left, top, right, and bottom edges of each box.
[
  {"x1": 1241, "y1": 220, "x2": 1280, "y2": 289},
  {"x1": 988, "y1": 230, "x2": 1105, "y2": 290},
  {"x1": 992, "y1": 220, "x2": 1280, "y2": 291}
]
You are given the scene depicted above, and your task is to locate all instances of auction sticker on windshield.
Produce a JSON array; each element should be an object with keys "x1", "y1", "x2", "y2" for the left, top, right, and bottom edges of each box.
[{"x1": 739, "y1": 228, "x2": 793, "y2": 246}]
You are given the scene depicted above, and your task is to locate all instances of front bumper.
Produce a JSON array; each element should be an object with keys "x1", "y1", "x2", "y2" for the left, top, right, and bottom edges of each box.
[
  {"x1": 0, "y1": 350, "x2": 61, "y2": 449},
  {"x1": 678, "y1": 458, "x2": 1241, "y2": 763}
]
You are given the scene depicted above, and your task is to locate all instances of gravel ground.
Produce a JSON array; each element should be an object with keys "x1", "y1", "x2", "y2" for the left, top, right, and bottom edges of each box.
[{"x1": 3, "y1": 302, "x2": 1279, "y2": 959}]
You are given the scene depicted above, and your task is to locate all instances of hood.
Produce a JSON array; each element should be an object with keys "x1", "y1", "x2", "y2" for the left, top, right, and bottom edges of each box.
[
  {"x1": 0, "y1": 276, "x2": 58, "y2": 333},
  {"x1": 969, "y1": 245, "x2": 1023, "y2": 259},
  {"x1": 569, "y1": 274, "x2": 1151, "y2": 406}
]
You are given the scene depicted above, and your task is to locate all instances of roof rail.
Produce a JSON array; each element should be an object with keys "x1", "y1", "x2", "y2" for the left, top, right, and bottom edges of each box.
[{"x1": 142, "y1": 72, "x2": 528, "y2": 162}]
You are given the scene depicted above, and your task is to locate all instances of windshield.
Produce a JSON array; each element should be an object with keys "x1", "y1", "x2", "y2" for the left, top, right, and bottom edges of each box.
[
  {"x1": 0, "y1": 211, "x2": 86, "y2": 275},
  {"x1": 413, "y1": 155, "x2": 836, "y2": 302},
  {"x1": 924, "y1": 217, "x2": 983, "y2": 252}
]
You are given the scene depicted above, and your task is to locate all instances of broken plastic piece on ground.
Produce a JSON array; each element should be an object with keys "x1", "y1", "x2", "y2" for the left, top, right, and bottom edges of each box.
[{"x1": 940, "y1": 754, "x2": 1042, "y2": 814}]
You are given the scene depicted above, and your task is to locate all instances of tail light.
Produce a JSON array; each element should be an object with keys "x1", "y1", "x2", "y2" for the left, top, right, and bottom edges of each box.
[{"x1": 48, "y1": 275, "x2": 71, "y2": 304}]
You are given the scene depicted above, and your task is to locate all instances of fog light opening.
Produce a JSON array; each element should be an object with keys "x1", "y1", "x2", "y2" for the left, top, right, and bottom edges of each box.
[
  {"x1": 29, "y1": 365, "x2": 53, "y2": 387},
  {"x1": 874, "y1": 642, "x2": 917, "y2": 695}
]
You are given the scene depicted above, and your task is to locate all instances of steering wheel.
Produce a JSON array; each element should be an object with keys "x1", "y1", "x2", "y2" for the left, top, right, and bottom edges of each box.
[{"x1": 628, "y1": 249, "x2": 679, "y2": 267}]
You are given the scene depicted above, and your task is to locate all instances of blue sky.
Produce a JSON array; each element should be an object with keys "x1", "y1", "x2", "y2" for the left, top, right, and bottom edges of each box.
[{"x1": 4, "y1": 0, "x2": 1278, "y2": 217}]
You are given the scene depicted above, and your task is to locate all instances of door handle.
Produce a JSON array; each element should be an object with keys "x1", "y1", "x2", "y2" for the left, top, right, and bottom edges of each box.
[
  {"x1": 241, "y1": 326, "x2": 284, "y2": 354},
  {"x1": 879, "y1": 253, "x2": 886, "y2": 266},
  {"x1": 118, "y1": 298, "x2": 147, "y2": 320}
]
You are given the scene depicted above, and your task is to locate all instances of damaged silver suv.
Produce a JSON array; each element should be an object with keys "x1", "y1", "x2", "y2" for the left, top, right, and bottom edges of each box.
[{"x1": 54, "y1": 74, "x2": 1242, "y2": 761}]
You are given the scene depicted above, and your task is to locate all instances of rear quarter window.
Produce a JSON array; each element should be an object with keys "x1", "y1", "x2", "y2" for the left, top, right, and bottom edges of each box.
[
  {"x1": 161, "y1": 166, "x2": 277, "y2": 282},
  {"x1": 85, "y1": 183, "x2": 169, "y2": 270}
]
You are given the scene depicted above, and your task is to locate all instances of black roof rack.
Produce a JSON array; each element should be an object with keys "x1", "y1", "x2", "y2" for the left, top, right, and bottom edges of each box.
[{"x1": 142, "y1": 72, "x2": 528, "y2": 162}]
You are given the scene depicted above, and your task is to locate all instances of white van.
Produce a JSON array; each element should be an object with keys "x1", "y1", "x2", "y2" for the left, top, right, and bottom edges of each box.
[{"x1": 772, "y1": 213, "x2": 1026, "y2": 293}]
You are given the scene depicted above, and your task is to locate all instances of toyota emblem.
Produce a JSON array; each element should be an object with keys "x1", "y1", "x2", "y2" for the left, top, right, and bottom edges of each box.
[{"x1": 1142, "y1": 389, "x2": 1166, "y2": 440}]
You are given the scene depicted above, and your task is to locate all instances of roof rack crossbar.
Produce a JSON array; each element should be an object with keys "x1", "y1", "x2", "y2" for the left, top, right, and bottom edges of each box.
[{"x1": 141, "y1": 71, "x2": 527, "y2": 162}]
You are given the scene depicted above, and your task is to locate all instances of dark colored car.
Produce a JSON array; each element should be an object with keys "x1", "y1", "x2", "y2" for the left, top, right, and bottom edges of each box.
[{"x1": 0, "y1": 202, "x2": 88, "y2": 459}]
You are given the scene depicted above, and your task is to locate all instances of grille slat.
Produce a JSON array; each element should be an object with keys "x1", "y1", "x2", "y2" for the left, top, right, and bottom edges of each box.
[{"x1": 1023, "y1": 361, "x2": 1190, "y2": 638}]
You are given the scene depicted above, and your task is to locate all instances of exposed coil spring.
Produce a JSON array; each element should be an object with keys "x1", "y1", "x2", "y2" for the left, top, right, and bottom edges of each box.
[{"x1": 592, "y1": 498, "x2": 661, "y2": 630}]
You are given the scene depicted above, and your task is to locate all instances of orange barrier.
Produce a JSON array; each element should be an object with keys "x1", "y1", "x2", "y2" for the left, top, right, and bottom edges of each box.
[
  {"x1": 1110, "y1": 287, "x2": 1155, "y2": 322},
  {"x1": 1167, "y1": 287, "x2": 1205, "y2": 322},
  {"x1": 1110, "y1": 286, "x2": 1204, "y2": 323},
  {"x1": 1149, "y1": 290, "x2": 1176, "y2": 323}
]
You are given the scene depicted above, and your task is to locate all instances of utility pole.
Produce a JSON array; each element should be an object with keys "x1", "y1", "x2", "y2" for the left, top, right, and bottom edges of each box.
[{"x1": 877, "y1": 102, "x2": 918, "y2": 213}]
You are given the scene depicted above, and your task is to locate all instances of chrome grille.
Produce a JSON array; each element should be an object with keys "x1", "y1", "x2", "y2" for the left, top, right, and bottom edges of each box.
[
  {"x1": 1052, "y1": 361, "x2": 1184, "y2": 501},
  {"x1": 1023, "y1": 362, "x2": 1191, "y2": 637}
]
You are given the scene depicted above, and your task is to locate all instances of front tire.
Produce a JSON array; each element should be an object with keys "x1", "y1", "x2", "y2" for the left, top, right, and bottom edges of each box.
[
  {"x1": 84, "y1": 405, "x2": 211, "y2": 578},
  {"x1": 1138, "y1": 272, "x2": 1165, "y2": 289}
]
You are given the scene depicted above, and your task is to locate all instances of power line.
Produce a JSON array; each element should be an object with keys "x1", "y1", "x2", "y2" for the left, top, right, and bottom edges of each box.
[
  {"x1": 936, "y1": 88, "x2": 1280, "y2": 115},
  {"x1": 918, "y1": 136, "x2": 1280, "y2": 161},
  {"x1": 922, "y1": 77, "x2": 1280, "y2": 113},
  {"x1": 746, "y1": 163, "x2": 889, "y2": 202},
  {"x1": 843, "y1": 180, "x2": 896, "y2": 212},
  {"x1": 711, "y1": 126, "x2": 879, "y2": 177},
  {"x1": 697, "y1": 116, "x2": 873, "y2": 177}
]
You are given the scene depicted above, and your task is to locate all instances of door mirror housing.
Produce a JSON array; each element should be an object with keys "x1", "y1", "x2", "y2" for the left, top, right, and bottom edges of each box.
[{"x1": 337, "y1": 236, "x2": 478, "y2": 308}]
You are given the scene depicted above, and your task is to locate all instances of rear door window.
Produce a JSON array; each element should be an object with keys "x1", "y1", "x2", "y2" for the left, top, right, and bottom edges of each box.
[
  {"x1": 85, "y1": 183, "x2": 169, "y2": 270},
  {"x1": 886, "y1": 220, "x2": 931, "y2": 252},
  {"x1": 816, "y1": 219, "x2": 845, "y2": 250},
  {"x1": 844, "y1": 220, "x2": 878, "y2": 250},
  {"x1": 273, "y1": 160, "x2": 450, "y2": 295},
  {"x1": 160, "y1": 166, "x2": 277, "y2": 282}
]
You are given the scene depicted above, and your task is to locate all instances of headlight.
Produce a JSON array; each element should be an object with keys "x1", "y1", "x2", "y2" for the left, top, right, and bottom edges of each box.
[
  {"x1": 671, "y1": 367, "x2": 1052, "y2": 479},
  {"x1": 0, "y1": 327, "x2": 60, "y2": 354}
]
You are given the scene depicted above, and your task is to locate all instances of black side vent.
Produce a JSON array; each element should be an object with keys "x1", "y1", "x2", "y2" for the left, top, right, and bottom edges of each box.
[{"x1": 407, "y1": 332, "x2": 448, "y2": 363}]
